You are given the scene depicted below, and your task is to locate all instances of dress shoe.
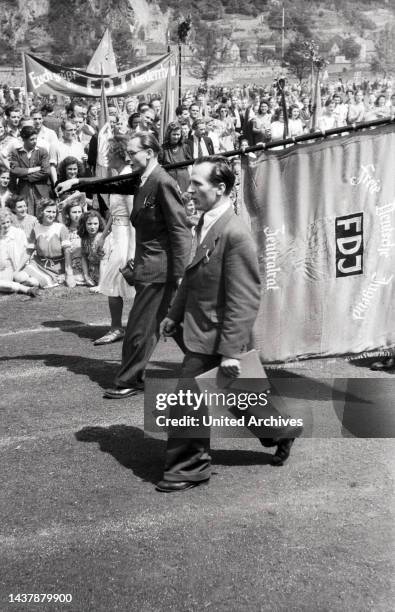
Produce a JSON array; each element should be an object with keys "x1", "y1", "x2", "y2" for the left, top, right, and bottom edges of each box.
[
  {"x1": 94, "y1": 328, "x2": 125, "y2": 346},
  {"x1": 155, "y1": 479, "x2": 209, "y2": 493},
  {"x1": 270, "y1": 424, "x2": 303, "y2": 466},
  {"x1": 103, "y1": 386, "x2": 143, "y2": 399}
]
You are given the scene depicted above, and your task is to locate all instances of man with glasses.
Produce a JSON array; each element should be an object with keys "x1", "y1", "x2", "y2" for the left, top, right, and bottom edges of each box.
[{"x1": 56, "y1": 131, "x2": 192, "y2": 398}]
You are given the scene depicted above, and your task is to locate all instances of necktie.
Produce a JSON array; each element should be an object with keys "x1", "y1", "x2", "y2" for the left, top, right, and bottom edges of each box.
[{"x1": 197, "y1": 137, "x2": 203, "y2": 158}]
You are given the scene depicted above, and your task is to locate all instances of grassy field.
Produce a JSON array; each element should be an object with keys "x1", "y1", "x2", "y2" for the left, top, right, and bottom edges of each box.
[{"x1": 0, "y1": 289, "x2": 394, "y2": 611}]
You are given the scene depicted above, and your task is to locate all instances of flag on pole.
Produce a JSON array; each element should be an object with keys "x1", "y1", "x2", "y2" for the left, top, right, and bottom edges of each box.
[
  {"x1": 94, "y1": 77, "x2": 113, "y2": 206},
  {"x1": 87, "y1": 28, "x2": 118, "y2": 75},
  {"x1": 159, "y1": 55, "x2": 176, "y2": 143},
  {"x1": 311, "y1": 69, "x2": 322, "y2": 131}
]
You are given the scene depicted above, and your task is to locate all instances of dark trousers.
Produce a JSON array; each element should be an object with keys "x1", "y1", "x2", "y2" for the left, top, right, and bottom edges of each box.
[
  {"x1": 115, "y1": 281, "x2": 178, "y2": 388},
  {"x1": 163, "y1": 351, "x2": 293, "y2": 483}
]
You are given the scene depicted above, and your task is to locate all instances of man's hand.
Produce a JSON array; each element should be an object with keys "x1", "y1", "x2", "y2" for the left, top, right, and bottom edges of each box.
[
  {"x1": 55, "y1": 178, "x2": 79, "y2": 196},
  {"x1": 220, "y1": 357, "x2": 241, "y2": 378},
  {"x1": 160, "y1": 317, "x2": 176, "y2": 338}
]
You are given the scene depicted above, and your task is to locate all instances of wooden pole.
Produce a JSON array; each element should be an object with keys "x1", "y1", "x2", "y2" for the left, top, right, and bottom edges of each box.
[
  {"x1": 178, "y1": 42, "x2": 182, "y2": 106},
  {"x1": 21, "y1": 52, "x2": 30, "y2": 115}
]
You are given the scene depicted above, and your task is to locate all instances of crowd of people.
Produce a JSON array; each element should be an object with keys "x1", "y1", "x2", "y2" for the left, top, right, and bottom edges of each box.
[
  {"x1": 1, "y1": 73, "x2": 394, "y2": 489},
  {"x1": 0, "y1": 75, "x2": 394, "y2": 306}
]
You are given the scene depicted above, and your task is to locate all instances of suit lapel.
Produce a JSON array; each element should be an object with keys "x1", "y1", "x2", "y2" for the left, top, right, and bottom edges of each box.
[
  {"x1": 188, "y1": 207, "x2": 234, "y2": 269},
  {"x1": 134, "y1": 165, "x2": 160, "y2": 212}
]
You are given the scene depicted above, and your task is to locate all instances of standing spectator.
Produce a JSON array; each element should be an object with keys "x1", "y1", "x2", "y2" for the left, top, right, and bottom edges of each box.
[
  {"x1": 186, "y1": 119, "x2": 215, "y2": 159},
  {"x1": 251, "y1": 100, "x2": 272, "y2": 145},
  {"x1": 49, "y1": 121, "x2": 87, "y2": 182},
  {"x1": 375, "y1": 94, "x2": 392, "y2": 120},
  {"x1": 347, "y1": 90, "x2": 365, "y2": 123},
  {"x1": 333, "y1": 93, "x2": 348, "y2": 127},
  {"x1": 0, "y1": 119, "x2": 16, "y2": 168},
  {"x1": 92, "y1": 138, "x2": 135, "y2": 344},
  {"x1": 31, "y1": 109, "x2": 59, "y2": 153},
  {"x1": 299, "y1": 95, "x2": 312, "y2": 129},
  {"x1": 9, "y1": 126, "x2": 51, "y2": 217},
  {"x1": 317, "y1": 99, "x2": 339, "y2": 131},
  {"x1": 288, "y1": 105, "x2": 306, "y2": 138},
  {"x1": 150, "y1": 98, "x2": 161, "y2": 120},
  {"x1": 217, "y1": 106, "x2": 236, "y2": 152},
  {"x1": 159, "y1": 122, "x2": 192, "y2": 193},
  {"x1": 41, "y1": 103, "x2": 62, "y2": 134},
  {"x1": 5, "y1": 106, "x2": 21, "y2": 140}
]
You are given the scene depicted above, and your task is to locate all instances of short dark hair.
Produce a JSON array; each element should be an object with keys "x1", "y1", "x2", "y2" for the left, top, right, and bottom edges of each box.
[
  {"x1": 7, "y1": 194, "x2": 25, "y2": 212},
  {"x1": 5, "y1": 105, "x2": 20, "y2": 117},
  {"x1": 192, "y1": 118, "x2": 206, "y2": 130},
  {"x1": 20, "y1": 126, "x2": 37, "y2": 140},
  {"x1": 128, "y1": 131, "x2": 160, "y2": 154},
  {"x1": 36, "y1": 198, "x2": 58, "y2": 223},
  {"x1": 127, "y1": 112, "x2": 141, "y2": 129},
  {"x1": 195, "y1": 156, "x2": 235, "y2": 195}
]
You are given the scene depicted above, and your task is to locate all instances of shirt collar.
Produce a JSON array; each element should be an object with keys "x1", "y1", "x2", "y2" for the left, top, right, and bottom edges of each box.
[
  {"x1": 140, "y1": 159, "x2": 158, "y2": 184},
  {"x1": 202, "y1": 199, "x2": 232, "y2": 230}
]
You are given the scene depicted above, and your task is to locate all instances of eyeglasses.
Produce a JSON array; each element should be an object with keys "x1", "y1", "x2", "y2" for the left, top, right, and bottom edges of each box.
[{"x1": 127, "y1": 149, "x2": 145, "y2": 156}]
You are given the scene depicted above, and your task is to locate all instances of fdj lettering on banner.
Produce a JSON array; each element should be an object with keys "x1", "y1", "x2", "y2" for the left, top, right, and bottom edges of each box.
[{"x1": 335, "y1": 213, "x2": 363, "y2": 277}]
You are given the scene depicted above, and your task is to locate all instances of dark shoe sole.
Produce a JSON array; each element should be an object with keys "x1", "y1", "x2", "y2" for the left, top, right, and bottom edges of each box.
[
  {"x1": 155, "y1": 480, "x2": 209, "y2": 493},
  {"x1": 103, "y1": 388, "x2": 143, "y2": 399}
]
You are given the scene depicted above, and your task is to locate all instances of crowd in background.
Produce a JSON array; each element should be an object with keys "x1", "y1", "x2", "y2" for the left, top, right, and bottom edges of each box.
[{"x1": 0, "y1": 74, "x2": 394, "y2": 297}]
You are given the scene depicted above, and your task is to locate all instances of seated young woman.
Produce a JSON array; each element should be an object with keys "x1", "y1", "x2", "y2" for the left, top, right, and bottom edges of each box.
[
  {"x1": 0, "y1": 208, "x2": 39, "y2": 297},
  {"x1": 24, "y1": 198, "x2": 75, "y2": 289}
]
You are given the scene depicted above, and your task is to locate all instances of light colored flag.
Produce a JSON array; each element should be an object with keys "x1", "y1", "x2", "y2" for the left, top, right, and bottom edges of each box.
[
  {"x1": 159, "y1": 55, "x2": 176, "y2": 143},
  {"x1": 94, "y1": 79, "x2": 113, "y2": 207},
  {"x1": 87, "y1": 28, "x2": 118, "y2": 75},
  {"x1": 311, "y1": 69, "x2": 322, "y2": 131}
]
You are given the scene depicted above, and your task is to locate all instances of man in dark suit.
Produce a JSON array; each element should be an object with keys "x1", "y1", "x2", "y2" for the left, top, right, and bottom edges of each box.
[
  {"x1": 56, "y1": 132, "x2": 192, "y2": 399},
  {"x1": 186, "y1": 119, "x2": 215, "y2": 159},
  {"x1": 157, "y1": 156, "x2": 302, "y2": 492},
  {"x1": 9, "y1": 126, "x2": 51, "y2": 216}
]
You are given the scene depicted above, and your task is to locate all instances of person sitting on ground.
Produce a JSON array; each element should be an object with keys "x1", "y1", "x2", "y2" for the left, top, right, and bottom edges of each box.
[
  {"x1": 56, "y1": 156, "x2": 90, "y2": 218},
  {"x1": 0, "y1": 208, "x2": 39, "y2": 297},
  {"x1": 62, "y1": 196, "x2": 85, "y2": 285},
  {"x1": 78, "y1": 210, "x2": 107, "y2": 293},
  {"x1": 8, "y1": 195, "x2": 37, "y2": 238},
  {"x1": 24, "y1": 198, "x2": 74, "y2": 289}
]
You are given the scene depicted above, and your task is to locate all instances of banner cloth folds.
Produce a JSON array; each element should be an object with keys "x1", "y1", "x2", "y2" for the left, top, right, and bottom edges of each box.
[
  {"x1": 241, "y1": 125, "x2": 395, "y2": 362},
  {"x1": 24, "y1": 52, "x2": 174, "y2": 98}
]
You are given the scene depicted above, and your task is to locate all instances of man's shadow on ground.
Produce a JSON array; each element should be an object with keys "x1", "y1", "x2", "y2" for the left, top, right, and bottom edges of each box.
[
  {"x1": 75, "y1": 424, "x2": 274, "y2": 485},
  {"x1": 41, "y1": 319, "x2": 108, "y2": 342},
  {"x1": 0, "y1": 353, "x2": 118, "y2": 389}
]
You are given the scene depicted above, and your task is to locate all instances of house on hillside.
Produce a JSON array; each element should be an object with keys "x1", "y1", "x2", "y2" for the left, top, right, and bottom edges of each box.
[
  {"x1": 353, "y1": 36, "x2": 376, "y2": 62},
  {"x1": 133, "y1": 40, "x2": 147, "y2": 59},
  {"x1": 221, "y1": 41, "x2": 241, "y2": 64},
  {"x1": 320, "y1": 35, "x2": 344, "y2": 59},
  {"x1": 146, "y1": 41, "x2": 168, "y2": 58},
  {"x1": 238, "y1": 41, "x2": 255, "y2": 63}
]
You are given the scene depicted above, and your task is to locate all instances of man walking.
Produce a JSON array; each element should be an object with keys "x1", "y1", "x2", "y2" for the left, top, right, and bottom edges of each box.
[
  {"x1": 157, "y1": 156, "x2": 302, "y2": 492},
  {"x1": 56, "y1": 132, "x2": 192, "y2": 398}
]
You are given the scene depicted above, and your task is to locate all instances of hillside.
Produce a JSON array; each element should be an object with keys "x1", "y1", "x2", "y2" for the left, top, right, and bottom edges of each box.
[{"x1": 0, "y1": 0, "x2": 393, "y2": 73}]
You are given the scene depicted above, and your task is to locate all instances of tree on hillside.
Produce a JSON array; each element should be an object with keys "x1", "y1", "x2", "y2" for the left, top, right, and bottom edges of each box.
[
  {"x1": 342, "y1": 37, "x2": 361, "y2": 62},
  {"x1": 189, "y1": 27, "x2": 220, "y2": 87},
  {"x1": 370, "y1": 27, "x2": 395, "y2": 76},
  {"x1": 283, "y1": 37, "x2": 314, "y2": 82}
]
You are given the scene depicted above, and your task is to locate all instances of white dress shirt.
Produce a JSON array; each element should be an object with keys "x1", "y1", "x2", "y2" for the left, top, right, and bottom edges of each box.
[{"x1": 199, "y1": 200, "x2": 232, "y2": 244}]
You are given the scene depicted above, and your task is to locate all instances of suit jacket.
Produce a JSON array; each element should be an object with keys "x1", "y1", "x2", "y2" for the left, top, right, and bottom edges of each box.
[
  {"x1": 78, "y1": 164, "x2": 192, "y2": 283},
  {"x1": 9, "y1": 146, "x2": 51, "y2": 200},
  {"x1": 168, "y1": 206, "x2": 261, "y2": 357},
  {"x1": 186, "y1": 135, "x2": 215, "y2": 159}
]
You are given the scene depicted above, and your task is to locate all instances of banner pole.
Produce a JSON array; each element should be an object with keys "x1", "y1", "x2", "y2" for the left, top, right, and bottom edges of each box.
[
  {"x1": 21, "y1": 52, "x2": 30, "y2": 115},
  {"x1": 178, "y1": 42, "x2": 182, "y2": 106},
  {"x1": 76, "y1": 117, "x2": 395, "y2": 186}
]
